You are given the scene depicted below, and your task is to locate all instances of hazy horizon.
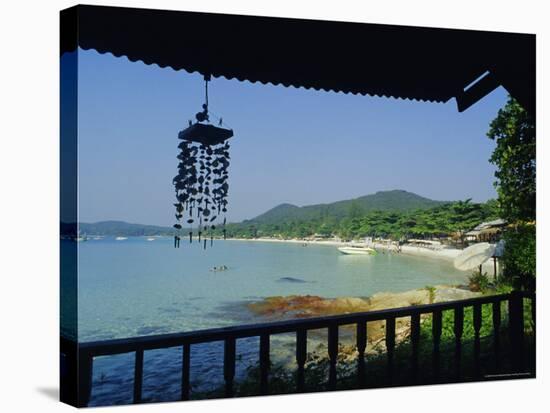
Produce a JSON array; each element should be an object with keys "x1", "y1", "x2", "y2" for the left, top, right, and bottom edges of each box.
[{"x1": 72, "y1": 48, "x2": 506, "y2": 227}]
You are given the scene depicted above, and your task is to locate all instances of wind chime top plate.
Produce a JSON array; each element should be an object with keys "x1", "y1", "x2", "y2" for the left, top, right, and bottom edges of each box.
[{"x1": 178, "y1": 123, "x2": 234, "y2": 146}]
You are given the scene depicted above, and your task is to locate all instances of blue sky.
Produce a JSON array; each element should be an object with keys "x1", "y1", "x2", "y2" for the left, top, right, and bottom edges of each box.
[{"x1": 75, "y1": 49, "x2": 508, "y2": 226}]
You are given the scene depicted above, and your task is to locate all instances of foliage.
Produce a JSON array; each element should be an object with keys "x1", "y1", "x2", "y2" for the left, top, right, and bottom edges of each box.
[
  {"x1": 250, "y1": 190, "x2": 445, "y2": 225},
  {"x1": 424, "y1": 286, "x2": 436, "y2": 304},
  {"x1": 220, "y1": 199, "x2": 499, "y2": 241},
  {"x1": 486, "y1": 97, "x2": 535, "y2": 223},
  {"x1": 486, "y1": 97, "x2": 536, "y2": 287},
  {"x1": 467, "y1": 271, "x2": 490, "y2": 293},
  {"x1": 501, "y1": 223, "x2": 536, "y2": 285}
]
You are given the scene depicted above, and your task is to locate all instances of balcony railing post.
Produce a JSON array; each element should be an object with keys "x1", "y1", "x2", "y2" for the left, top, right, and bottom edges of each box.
[
  {"x1": 508, "y1": 290, "x2": 525, "y2": 372},
  {"x1": 385, "y1": 317, "x2": 396, "y2": 384},
  {"x1": 133, "y1": 349, "x2": 144, "y2": 404},
  {"x1": 356, "y1": 322, "x2": 367, "y2": 387},
  {"x1": 296, "y1": 329, "x2": 307, "y2": 392},
  {"x1": 410, "y1": 313, "x2": 421, "y2": 381},
  {"x1": 473, "y1": 304, "x2": 482, "y2": 377},
  {"x1": 224, "y1": 337, "x2": 236, "y2": 397},
  {"x1": 432, "y1": 309, "x2": 442, "y2": 380},
  {"x1": 453, "y1": 306, "x2": 464, "y2": 379},
  {"x1": 492, "y1": 301, "x2": 501, "y2": 369},
  {"x1": 181, "y1": 343, "x2": 191, "y2": 401},
  {"x1": 328, "y1": 322, "x2": 339, "y2": 390},
  {"x1": 77, "y1": 349, "x2": 93, "y2": 407},
  {"x1": 259, "y1": 334, "x2": 270, "y2": 395}
]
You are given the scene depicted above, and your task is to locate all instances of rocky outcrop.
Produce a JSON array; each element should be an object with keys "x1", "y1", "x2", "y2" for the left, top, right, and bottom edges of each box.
[{"x1": 247, "y1": 285, "x2": 480, "y2": 349}]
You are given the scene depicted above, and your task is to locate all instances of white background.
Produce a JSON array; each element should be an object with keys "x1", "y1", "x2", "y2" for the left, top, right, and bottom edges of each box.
[{"x1": 0, "y1": 0, "x2": 547, "y2": 412}]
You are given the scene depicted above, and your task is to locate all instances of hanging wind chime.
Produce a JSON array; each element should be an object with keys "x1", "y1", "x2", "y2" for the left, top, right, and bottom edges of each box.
[{"x1": 173, "y1": 74, "x2": 233, "y2": 249}]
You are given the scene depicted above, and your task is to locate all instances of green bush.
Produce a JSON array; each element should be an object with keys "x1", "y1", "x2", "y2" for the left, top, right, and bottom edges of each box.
[
  {"x1": 467, "y1": 271, "x2": 490, "y2": 292},
  {"x1": 502, "y1": 224, "x2": 536, "y2": 287}
]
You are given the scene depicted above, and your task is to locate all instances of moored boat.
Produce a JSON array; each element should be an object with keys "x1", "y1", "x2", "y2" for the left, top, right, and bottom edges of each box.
[{"x1": 337, "y1": 245, "x2": 376, "y2": 255}]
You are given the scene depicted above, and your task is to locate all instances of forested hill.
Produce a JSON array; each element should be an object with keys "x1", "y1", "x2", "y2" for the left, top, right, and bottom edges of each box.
[
  {"x1": 223, "y1": 191, "x2": 499, "y2": 240},
  {"x1": 77, "y1": 221, "x2": 173, "y2": 236},
  {"x1": 248, "y1": 190, "x2": 446, "y2": 225},
  {"x1": 67, "y1": 191, "x2": 498, "y2": 239}
]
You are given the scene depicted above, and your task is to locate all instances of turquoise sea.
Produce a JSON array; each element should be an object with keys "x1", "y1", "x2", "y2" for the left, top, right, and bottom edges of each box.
[{"x1": 68, "y1": 237, "x2": 469, "y2": 405}]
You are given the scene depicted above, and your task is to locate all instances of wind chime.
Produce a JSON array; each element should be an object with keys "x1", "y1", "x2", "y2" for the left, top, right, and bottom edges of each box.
[{"x1": 173, "y1": 75, "x2": 233, "y2": 249}]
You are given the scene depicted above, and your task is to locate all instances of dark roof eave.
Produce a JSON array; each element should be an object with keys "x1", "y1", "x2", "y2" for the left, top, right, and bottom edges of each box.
[{"x1": 61, "y1": 5, "x2": 535, "y2": 113}]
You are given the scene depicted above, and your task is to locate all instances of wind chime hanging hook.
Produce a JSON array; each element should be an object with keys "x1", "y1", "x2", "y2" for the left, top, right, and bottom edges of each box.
[
  {"x1": 195, "y1": 74, "x2": 210, "y2": 123},
  {"x1": 172, "y1": 74, "x2": 234, "y2": 250}
]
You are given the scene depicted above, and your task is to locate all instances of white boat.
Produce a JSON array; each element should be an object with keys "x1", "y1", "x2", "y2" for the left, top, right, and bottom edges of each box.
[
  {"x1": 338, "y1": 245, "x2": 377, "y2": 255},
  {"x1": 146, "y1": 237, "x2": 155, "y2": 241},
  {"x1": 115, "y1": 236, "x2": 128, "y2": 241}
]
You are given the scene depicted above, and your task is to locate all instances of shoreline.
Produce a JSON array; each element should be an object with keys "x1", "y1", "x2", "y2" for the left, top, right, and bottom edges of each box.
[
  {"x1": 226, "y1": 237, "x2": 463, "y2": 262},
  {"x1": 226, "y1": 237, "x2": 346, "y2": 247},
  {"x1": 87, "y1": 235, "x2": 494, "y2": 274},
  {"x1": 225, "y1": 237, "x2": 498, "y2": 274}
]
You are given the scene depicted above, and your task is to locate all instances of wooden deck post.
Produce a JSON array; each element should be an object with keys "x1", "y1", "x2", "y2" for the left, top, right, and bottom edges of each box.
[
  {"x1": 328, "y1": 323, "x2": 339, "y2": 390},
  {"x1": 224, "y1": 338, "x2": 236, "y2": 397},
  {"x1": 385, "y1": 317, "x2": 396, "y2": 384},
  {"x1": 473, "y1": 304, "x2": 482, "y2": 377},
  {"x1": 181, "y1": 343, "x2": 191, "y2": 400},
  {"x1": 356, "y1": 322, "x2": 367, "y2": 387},
  {"x1": 432, "y1": 309, "x2": 442, "y2": 381},
  {"x1": 133, "y1": 349, "x2": 144, "y2": 403},
  {"x1": 492, "y1": 301, "x2": 501, "y2": 369},
  {"x1": 77, "y1": 349, "x2": 93, "y2": 407},
  {"x1": 453, "y1": 307, "x2": 464, "y2": 379},
  {"x1": 296, "y1": 329, "x2": 307, "y2": 392},
  {"x1": 259, "y1": 334, "x2": 270, "y2": 395},
  {"x1": 508, "y1": 290, "x2": 525, "y2": 372},
  {"x1": 410, "y1": 313, "x2": 421, "y2": 381}
]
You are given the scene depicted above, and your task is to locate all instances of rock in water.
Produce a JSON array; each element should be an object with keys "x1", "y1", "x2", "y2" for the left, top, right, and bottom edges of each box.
[{"x1": 277, "y1": 276, "x2": 310, "y2": 283}]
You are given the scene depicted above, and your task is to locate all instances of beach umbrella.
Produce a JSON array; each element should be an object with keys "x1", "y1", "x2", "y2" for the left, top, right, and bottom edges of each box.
[
  {"x1": 453, "y1": 242, "x2": 496, "y2": 272},
  {"x1": 172, "y1": 75, "x2": 234, "y2": 249}
]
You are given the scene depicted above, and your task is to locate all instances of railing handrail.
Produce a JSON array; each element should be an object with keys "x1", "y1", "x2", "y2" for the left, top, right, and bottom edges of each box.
[{"x1": 79, "y1": 291, "x2": 530, "y2": 356}]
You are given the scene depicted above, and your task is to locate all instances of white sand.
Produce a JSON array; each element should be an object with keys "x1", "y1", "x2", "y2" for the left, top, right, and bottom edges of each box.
[
  {"x1": 399, "y1": 245, "x2": 461, "y2": 261},
  {"x1": 226, "y1": 237, "x2": 500, "y2": 276},
  {"x1": 226, "y1": 237, "x2": 346, "y2": 247},
  {"x1": 228, "y1": 237, "x2": 461, "y2": 259}
]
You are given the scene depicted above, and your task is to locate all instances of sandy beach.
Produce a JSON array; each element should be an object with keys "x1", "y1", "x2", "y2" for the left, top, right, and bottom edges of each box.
[
  {"x1": 227, "y1": 236, "x2": 460, "y2": 258},
  {"x1": 226, "y1": 237, "x2": 499, "y2": 275},
  {"x1": 226, "y1": 237, "x2": 346, "y2": 247}
]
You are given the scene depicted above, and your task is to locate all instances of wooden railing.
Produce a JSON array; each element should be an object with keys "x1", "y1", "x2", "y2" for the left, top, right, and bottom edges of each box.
[{"x1": 69, "y1": 291, "x2": 535, "y2": 406}]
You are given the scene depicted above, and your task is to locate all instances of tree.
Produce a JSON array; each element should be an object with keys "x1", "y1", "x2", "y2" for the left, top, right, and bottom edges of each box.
[
  {"x1": 487, "y1": 97, "x2": 536, "y2": 222},
  {"x1": 487, "y1": 97, "x2": 536, "y2": 285},
  {"x1": 347, "y1": 200, "x2": 364, "y2": 220}
]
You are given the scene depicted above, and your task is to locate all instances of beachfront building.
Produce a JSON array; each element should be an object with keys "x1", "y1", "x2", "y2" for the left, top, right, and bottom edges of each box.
[
  {"x1": 406, "y1": 239, "x2": 444, "y2": 250},
  {"x1": 465, "y1": 219, "x2": 507, "y2": 243}
]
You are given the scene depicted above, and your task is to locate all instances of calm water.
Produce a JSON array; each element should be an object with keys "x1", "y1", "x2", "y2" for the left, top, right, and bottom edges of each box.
[{"x1": 72, "y1": 237, "x2": 468, "y2": 405}]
